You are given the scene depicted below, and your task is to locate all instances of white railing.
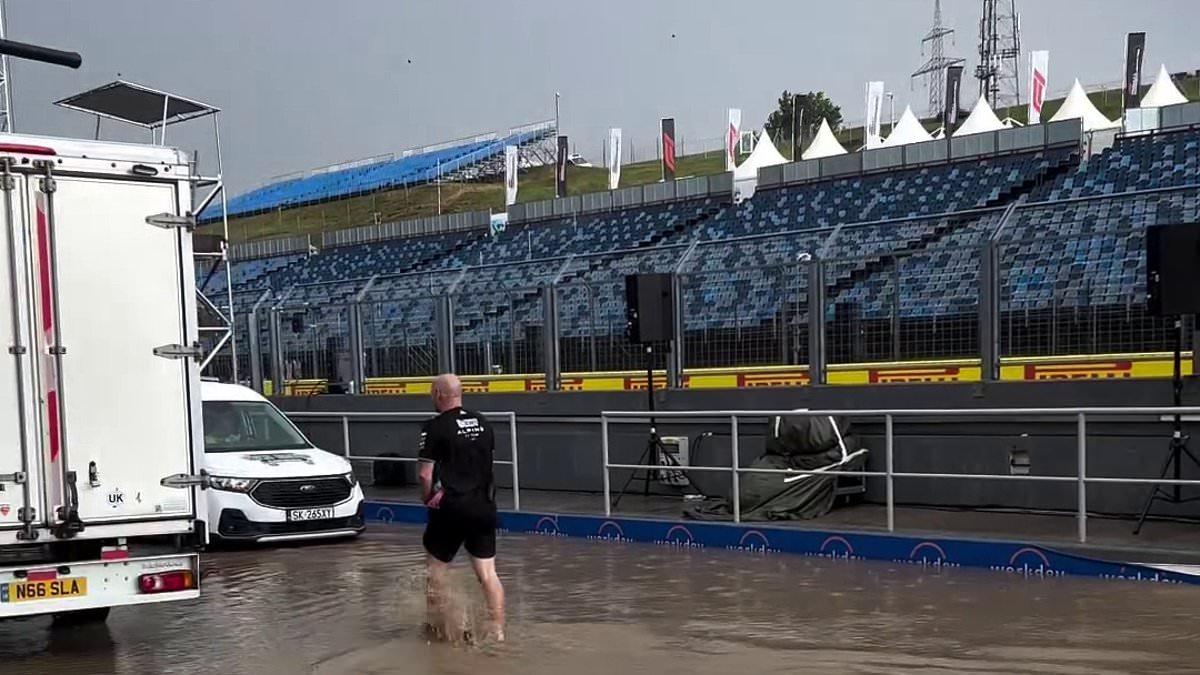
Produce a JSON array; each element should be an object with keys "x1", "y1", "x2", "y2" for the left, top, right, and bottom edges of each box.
[
  {"x1": 285, "y1": 406, "x2": 1200, "y2": 546},
  {"x1": 601, "y1": 406, "x2": 1200, "y2": 543},
  {"x1": 286, "y1": 410, "x2": 520, "y2": 510}
]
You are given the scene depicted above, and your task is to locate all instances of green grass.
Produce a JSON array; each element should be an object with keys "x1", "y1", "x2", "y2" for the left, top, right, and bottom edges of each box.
[
  {"x1": 212, "y1": 151, "x2": 735, "y2": 243},
  {"x1": 215, "y1": 75, "x2": 1198, "y2": 244}
]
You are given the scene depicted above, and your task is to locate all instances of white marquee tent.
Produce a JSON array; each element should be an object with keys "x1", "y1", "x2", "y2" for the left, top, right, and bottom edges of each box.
[
  {"x1": 882, "y1": 105, "x2": 933, "y2": 147},
  {"x1": 1141, "y1": 64, "x2": 1188, "y2": 108},
  {"x1": 953, "y1": 95, "x2": 1009, "y2": 136},
  {"x1": 733, "y1": 128, "x2": 788, "y2": 182},
  {"x1": 801, "y1": 118, "x2": 847, "y2": 160},
  {"x1": 1049, "y1": 79, "x2": 1120, "y2": 131}
]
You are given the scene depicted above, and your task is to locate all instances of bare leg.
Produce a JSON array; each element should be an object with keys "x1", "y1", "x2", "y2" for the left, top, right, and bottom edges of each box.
[
  {"x1": 425, "y1": 554, "x2": 453, "y2": 641},
  {"x1": 469, "y1": 555, "x2": 505, "y2": 642}
]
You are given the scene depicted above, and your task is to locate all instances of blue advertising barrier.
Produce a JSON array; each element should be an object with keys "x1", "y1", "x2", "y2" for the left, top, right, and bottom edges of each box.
[{"x1": 363, "y1": 501, "x2": 1199, "y2": 586}]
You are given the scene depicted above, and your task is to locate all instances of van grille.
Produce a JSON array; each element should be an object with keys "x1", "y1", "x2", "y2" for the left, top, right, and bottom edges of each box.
[{"x1": 251, "y1": 477, "x2": 352, "y2": 508}]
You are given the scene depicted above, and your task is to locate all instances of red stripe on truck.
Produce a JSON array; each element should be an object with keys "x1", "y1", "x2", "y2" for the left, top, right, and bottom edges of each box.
[
  {"x1": 35, "y1": 197, "x2": 60, "y2": 462},
  {"x1": 46, "y1": 391, "x2": 60, "y2": 463},
  {"x1": 35, "y1": 198, "x2": 52, "y2": 333}
]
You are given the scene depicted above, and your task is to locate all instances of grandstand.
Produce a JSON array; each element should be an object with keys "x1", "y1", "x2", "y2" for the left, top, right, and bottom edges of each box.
[
  {"x1": 200, "y1": 97, "x2": 1200, "y2": 393},
  {"x1": 201, "y1": 120, "x2": 555, "y2": 223}
]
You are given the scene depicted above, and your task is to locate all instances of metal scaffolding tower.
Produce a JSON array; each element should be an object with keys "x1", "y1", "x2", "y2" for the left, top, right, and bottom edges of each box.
[
  {"x1": 912, "y1": 0, "x2": 965, "y2": 118},
  {"x1": 976, "y1": 0, "x2": 1022, "y2": 109},
  {"x1": 0, "y1": 0, "x2": 14, "y2": 133},
  {"x1": 55, "y1": 82, "x2": 235, "y2": 382}
]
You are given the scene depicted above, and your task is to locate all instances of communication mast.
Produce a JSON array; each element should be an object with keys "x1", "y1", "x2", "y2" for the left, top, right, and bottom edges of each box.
[
  {"x1": 976, "y1": 0, "x2": 1021, "y2": 109},
  {"x1": 912, "y1": 0, "x2": 965, "y2": 118}
]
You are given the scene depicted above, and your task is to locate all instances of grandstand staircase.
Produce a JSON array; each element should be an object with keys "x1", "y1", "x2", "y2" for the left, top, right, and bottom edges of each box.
[
  {"x1": 449, "y1": 204, "x2": 726, "y2": 342},
  {"x1": 822, "y1": 212, "x2": 981, "y2": 302},
  {"x1": 640, "y1": 204, "x2": 726, "y2": 248},
  {"x1": 981, "y1": 153, "x2": 1079, "y2": 208},
  {"x1": 822, "y1": 155, "x2": 1081, "y2": 303},
  {"x1": 413, "y1": 233, "x2": 484, "y2": 275}
]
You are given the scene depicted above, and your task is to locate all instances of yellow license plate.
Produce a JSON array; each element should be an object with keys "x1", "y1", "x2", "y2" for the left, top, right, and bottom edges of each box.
[{"x1": 2, "y1": 578, "x2": 88, "y2": 603}]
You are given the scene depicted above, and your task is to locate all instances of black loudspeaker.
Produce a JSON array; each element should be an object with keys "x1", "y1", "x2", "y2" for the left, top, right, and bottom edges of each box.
[
  {"x1": 1146, "y1": 223, "x2": 1200, "y2": 316},
  {"x1": 625, "y1": 273, "x2": 675, "y2": 344}
]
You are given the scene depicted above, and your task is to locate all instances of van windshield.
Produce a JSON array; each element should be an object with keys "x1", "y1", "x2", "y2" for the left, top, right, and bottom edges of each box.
[{"x1": 202, "y1": 400, "x2": 311, "y2": 453}]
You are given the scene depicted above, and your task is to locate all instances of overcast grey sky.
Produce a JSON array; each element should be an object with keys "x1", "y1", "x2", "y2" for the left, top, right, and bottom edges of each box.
[{"x1": 8, "y1": 1, "x2": 1197, "y2": 193}]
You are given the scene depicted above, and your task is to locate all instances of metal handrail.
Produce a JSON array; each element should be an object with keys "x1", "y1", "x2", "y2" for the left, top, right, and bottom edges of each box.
[
  {"x1": 287, "y1": 410, "x2": 520, "y2": 510},
  {"x1": 602, "y1": 406, "x2": 1200, "y2": 418},
  {"x1": 601, "y1": 406, "x2": 1200, "y2": 543}
]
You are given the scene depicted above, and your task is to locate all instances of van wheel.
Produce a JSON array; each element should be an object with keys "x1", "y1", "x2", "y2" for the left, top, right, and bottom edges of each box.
[{"x1": 51, "y1": 607, "x2": 110, "y2": 626}]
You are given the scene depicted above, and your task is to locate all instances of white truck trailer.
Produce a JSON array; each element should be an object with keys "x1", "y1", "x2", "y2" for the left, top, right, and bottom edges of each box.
[{"x1": 0, "y1": 132, "x2": 208, "y2": 623}]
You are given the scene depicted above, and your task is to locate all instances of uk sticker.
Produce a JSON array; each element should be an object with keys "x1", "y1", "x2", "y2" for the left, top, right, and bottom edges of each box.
[{"x1": 108, "y1": 488, "x2": 125, "y2": 509}]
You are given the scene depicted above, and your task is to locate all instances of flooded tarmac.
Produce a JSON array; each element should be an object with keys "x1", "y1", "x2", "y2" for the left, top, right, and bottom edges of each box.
[{"x1": 1, "y1": 524, "x2": 1198, "y2": 674}]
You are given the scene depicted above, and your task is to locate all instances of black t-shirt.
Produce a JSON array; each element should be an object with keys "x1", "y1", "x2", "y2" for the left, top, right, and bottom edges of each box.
[{"x1": 418, "y1": 407, "x2": 495, "y2": 504}]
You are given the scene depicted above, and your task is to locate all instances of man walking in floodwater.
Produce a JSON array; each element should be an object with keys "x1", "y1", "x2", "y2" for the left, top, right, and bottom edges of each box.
[{"x1": 418, "y1": 373, "x2": 505, "y2": 642}]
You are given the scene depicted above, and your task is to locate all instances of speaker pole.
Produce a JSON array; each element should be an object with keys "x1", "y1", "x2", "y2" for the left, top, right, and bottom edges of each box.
[
  {"x1": 1134, "y1": 317, "x2": 1200, "y2": 534},
  {"x1": 644, "y1": 343, "x2": 658, "y2": 497},
  {"x1": 1192, "y1": 314, "x2": 1199, "y2": 382}
]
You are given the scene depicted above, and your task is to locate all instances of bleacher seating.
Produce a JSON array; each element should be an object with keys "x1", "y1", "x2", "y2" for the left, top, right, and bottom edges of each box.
[
  {"x1": 217, "y1": 126, "x2": 1200, "y2": 378},
  {"x1": 1032, "y1": 129, "x2": 1200, "y2": 201},
  {"x1": 208, "y1": 128, "x2": 548, "y2": 220}
]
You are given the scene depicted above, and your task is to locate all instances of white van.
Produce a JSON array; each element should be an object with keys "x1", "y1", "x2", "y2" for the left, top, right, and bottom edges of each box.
[{"x1": 200, "y1": 381, "x2": 364, "y2": 543}]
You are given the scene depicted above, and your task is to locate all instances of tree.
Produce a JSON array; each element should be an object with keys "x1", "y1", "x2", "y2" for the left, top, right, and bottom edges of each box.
[{"x1": 765, "y1": 91, "x2": 843, "y2": 159}]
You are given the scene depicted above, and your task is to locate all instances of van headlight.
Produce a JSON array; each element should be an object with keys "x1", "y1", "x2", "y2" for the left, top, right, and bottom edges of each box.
[
  {"x1": 342, "y1": 471, "x2": 358, "y2": 487},
  {"x1": 209, "y1": 476, "x2": 258, "y2": 493}
]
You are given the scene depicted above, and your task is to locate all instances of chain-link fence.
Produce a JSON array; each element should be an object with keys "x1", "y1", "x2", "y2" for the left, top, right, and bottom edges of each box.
[
  {"x1": 452, "y1": 286, "x2": 544, "y2": 376},
  {"x1": 997, "y1": 190, "x2": 1200, "y2": 358},
  {"x1": 360, "y1": 296, "x2": 439, "y2": 378},
  {"x1": 998, "y1": 228, "x2": 1190, "y2": 357},
  {"x1": 679, "y1": 263, "x2": 809, "y2": 369},
  {"x1": 271, "y1": 304, "x2": 351, "y2": 381},
  {"x1": 822, "y1": 243, "x2": 983, "y2": 364},
  {"x1": 556, "y1": 282, "x2": 600, "y2": 373},
  {"x1": 245, "y1": 188, "x2": 1200, "y2": 385}
]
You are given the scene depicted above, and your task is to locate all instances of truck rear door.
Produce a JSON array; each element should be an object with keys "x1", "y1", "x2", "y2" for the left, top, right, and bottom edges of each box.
[
  {"x1": 0, "y1": 170, "x2": 42, "y2": 534},
  {"x1": 34, "y1": 172, "x2": 198, "y2": 525}
]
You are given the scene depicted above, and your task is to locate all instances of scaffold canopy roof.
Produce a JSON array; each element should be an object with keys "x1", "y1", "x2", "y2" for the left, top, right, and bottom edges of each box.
[{"x1": 54, "y1": 80, "x2": 219, "y2": 128}]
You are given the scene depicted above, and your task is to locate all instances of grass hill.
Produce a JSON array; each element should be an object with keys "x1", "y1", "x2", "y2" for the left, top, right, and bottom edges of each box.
[{"x1": 214, "y1": 74, "x2": 1199, "y2": 245}]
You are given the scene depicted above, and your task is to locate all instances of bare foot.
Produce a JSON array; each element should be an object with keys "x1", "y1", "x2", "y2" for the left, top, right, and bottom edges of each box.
[{"x1": 421, "y1": 622, "x2": 445, "y2": 642}]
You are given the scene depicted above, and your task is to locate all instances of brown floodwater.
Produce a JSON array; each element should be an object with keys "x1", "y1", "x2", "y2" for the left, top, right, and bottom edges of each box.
[{"x1": 0, "y1": 524, "x2": 1198, "y2": 674}]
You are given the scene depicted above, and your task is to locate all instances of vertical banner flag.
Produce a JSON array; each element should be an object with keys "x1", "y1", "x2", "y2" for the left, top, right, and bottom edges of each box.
[
  {"x1": 555, "y1": 135, "x2": 569, "y2": 198},
  {"x1": 608, "y1": 128, "x2": 622, "y2": 190},
  {"x1": 1028, "y1": 50, "x2": 1049, "y2": 124},
  {"x1": 1123, "y1": 32, "x2": 1146, "y2": 109},
  {"x1": 865, "y1": 81, "x2": 885, "y2": 146},
  {"x1": 660, "y1": 117, "x2": 676, "y2": 181},
  {"x1": 944, "y1": 65, "x2": 964, "y2": 128},
  {"x1": 725, "y1": 108, "x2": 742, "y2": 171},
  {"x1": 504, "y1": 145, "x2": 519, "y2": 207}
]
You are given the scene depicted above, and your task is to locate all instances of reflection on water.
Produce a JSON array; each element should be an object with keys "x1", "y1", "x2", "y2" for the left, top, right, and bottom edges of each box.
[{"x1": 0, "y1": 525, "x2": 1197, "y2": 674}]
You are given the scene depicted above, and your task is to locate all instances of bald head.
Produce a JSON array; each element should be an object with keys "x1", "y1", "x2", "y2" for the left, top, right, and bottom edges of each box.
[{"x1": 431, "y1": 373, "x2": 463, "y2": 412}]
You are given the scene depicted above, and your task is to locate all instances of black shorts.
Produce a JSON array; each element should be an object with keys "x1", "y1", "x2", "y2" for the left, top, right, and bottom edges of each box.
[{"x1": 423, "y1": 500, "x2": 497, "y2": 563}]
